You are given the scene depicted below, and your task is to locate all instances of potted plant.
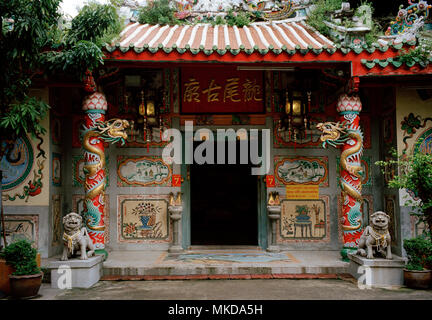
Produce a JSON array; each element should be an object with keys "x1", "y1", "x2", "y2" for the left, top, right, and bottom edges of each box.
[
  {"x1": 403, "y1": 235, "x2": 432, "y2": 289},
  {"x1": 376, "y1": 142, "x2": 432, "y2": 288},
  {"x1": 0, "y1": 239, "x2": 43, "y2": 298}
]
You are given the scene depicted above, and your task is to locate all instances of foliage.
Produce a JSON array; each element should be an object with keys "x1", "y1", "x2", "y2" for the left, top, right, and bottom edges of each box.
[
  {"x1": 0, "y1": 239, "x2": 40, "y2": 275},
  {"x1": 0, "y1": 0, "x2": 60, "y2": 141},
  {"x1": 403, "y1": 235, "x2": 432, "y2": 271},
  {"x1": 397, "y1": 38, "x2": 432, "y2": 66},
  {"x1": 138, "y1": 0, "x2": 182, "y2": 26},
  {"x1": 307, "y1": 0, "x2": 343, "y2": 36},
  {"x1": 376, "y1": 143, "x2": 432, "y2": 234},
  {"x1": 224, "y1": 9, "x2": 252, "y2": 27},
  {"x1": 41, "y1": 1, "x2": 123, "y2": 79}
]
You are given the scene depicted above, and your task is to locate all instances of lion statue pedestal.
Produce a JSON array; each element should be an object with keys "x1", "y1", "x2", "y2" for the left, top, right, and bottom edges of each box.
[
  {"x1": 48, "y1": 212, "x2": 103, "y2": 288},
  {"x1": 347, "y1": 211, "x2": 407, "y2": 288}
]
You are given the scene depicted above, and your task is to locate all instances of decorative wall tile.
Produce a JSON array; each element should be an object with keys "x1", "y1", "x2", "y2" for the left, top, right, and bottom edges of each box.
[
  {"x1": 51, "y1": 117, "x2": 62, "y2": 145},
  {"x1": 52, "y1": 194, "x2": 62, "y2": 246},
  {"x1": 336, "y1": 156, "x2": 372, "y2": 187},
  {"x1": 278, "y1": 196, "x2": 330, "y2": 242},
  {"x1": 73, "y1": 154, "x2": 109, "y2": 188},
  {"x1": 1, "y1": 215, "x2": 39, "y2": 248},
  {"x1": 117, "y1": 194, "x2": 171, "y2": 243},
  {"x1": 1, "y1": 135, "x2": 34, "y2": 191},
  {"x1": 274, "y1": 156, "x2": 328, "y2": 187},
  {"x1": 52, "y1": 152, "x2": 61, "y2": 186},
  {"x1": 384, "y1": 195, "x2": 398, "y2": 244},
  {"x1": 72, "y1": 194, "x2": 110, "y2": 244},
  {"x1": 117, "y1": 156, "x2": 172, "y2": 187}
]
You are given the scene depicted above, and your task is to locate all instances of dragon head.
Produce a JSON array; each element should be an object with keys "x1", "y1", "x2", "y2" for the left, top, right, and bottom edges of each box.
[
  {"x1": 95, "y1": 119, "x2": 130, "y2": 145},
  {"x1": 316, "y1": 122, "x2": 348, "y2": 148}
]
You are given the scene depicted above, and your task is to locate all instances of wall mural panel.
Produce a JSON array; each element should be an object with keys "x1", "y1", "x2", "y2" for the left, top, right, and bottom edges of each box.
[
  {"x1": 274, "y1": 156, "x2": 328, "y2": 187},
  {"x1": 278, "y1": 196, "x2": 330, "y2": 242},
  {"x1": 117, "y1": 194, "x2": 170, "y2": 243},
  {"x1": 72, "y1": 194, "x2": 110, "y2": 244},
  {"x1": 1, "y1": 132, "x2": 47, "y2": 203},
  {"x1": 52, "y1": 194, "x2": 62, "y2": 246},
  {"x1": 1, "y1": 215, "x2": 39, "y2": 248},
  {"x1": 1, "y1": 135, "x2": 34, "y2": 191},
  {"x1": 384, "y1": 194, "x2": 398, "y2": 245},
  {"x1": 52, "y1": 152, "x2": 61, "y2": 187},
  {"x1": 72, "y1": 154, "x2": 109, "y2": 188},
  {"x1": 117, "y1": 156, "x2": 172, "y2": 187}
]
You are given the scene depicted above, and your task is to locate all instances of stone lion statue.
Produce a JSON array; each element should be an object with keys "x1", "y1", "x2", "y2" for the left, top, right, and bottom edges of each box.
[
  {"x1": 357, "y1": 211, "x2": 392, "y2": 259},
  {"x1": 61, "y1": 212, "x2": 95, "y2": 261}
]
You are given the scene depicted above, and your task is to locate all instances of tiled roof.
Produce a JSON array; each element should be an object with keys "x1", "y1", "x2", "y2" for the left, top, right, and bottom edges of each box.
[{"x1": 107, "y1": 20, "x2": 335, "y2": 55}]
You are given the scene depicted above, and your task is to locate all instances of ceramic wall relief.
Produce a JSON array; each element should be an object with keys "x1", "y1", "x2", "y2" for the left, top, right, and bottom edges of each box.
[
  {"x1": 274, "y1": 156, "x2": 328, "y2": 187},
  {"x1": 117, "y1": 156, "x2": 172, "y2": 187},
  {"x1": 1, "y1": 215, "x2": 39, "y2": 248},
  {"x1": 278, "y1": 197, "x2": 330, "y2": 242},
  {"x1": 117, "y1": 195, "x2": 170, "y2": 243}
]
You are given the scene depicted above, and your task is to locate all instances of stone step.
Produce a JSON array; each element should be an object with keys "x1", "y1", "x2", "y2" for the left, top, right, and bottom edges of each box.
[{"x1": 100, "y1": 250, "x2": 349, "y2": 280}]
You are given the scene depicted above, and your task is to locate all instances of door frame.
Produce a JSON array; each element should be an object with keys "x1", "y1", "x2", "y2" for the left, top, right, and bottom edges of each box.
[{"x1": 180, "y1": 129, "x2": 268, "y2": 249}]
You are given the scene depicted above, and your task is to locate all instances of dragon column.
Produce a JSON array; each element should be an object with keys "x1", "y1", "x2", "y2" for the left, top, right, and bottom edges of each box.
[
  {"x1": 82, "y1": 92, "x2": 109, "y2": 253},
  {"x1": 82, "y1": 89, "x2": 129, "y2": 256},
  {"x1": 317, "y1": 94, "x2": 364, "y2": 260}
]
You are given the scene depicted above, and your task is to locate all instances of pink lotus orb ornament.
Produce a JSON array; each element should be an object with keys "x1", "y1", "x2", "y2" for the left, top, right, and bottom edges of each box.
[
  {"x1": 336, "y1": 94, "x2": 362, "y2": 113},
  {"x1": 82, "y1": 92, "x2": 108, "y2": 112}
]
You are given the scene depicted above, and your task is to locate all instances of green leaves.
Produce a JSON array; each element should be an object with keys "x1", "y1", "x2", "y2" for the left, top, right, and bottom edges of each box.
[
  {"x1": 0, "y1": 96, "x2": 50, "y2": 139},
  {"x1": 403, "y1": 236, "x2": 432, "y2": 271},
  {"x1": 0, "y1": 239, "x2": 41, "y2": 275},
  {"x1": 138, "y1": 0, "x2": 180, "y2": 26}
]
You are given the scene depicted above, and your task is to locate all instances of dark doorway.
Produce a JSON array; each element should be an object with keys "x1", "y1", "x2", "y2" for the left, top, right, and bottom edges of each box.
[{"x1": 190, "y1": 163, "x2": 258, "y2": 245}]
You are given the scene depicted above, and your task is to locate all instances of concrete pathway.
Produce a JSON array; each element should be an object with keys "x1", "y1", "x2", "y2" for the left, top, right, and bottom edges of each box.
[{"x1": 33, "y1": 278, "x2": 432, "y2": 300}]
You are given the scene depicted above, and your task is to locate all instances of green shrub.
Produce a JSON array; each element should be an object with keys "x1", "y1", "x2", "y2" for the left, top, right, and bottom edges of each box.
[
  {"x1": 0, "y1": 240, "x2": 41, "y2": 276},
  {"x1": 138, "y1": 0, "x2": 181, "y2": 26},
  {"x1": 403, "y1": 236, "x2": 432, "y2": 271}
]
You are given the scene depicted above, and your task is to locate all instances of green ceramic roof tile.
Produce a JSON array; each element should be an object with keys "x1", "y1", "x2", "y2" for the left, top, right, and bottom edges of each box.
[
  {"x1": 134, "y1": 47, "x2": 144, "y2": 53},
  {"x1": 230, "y1": 49, "x2": 240, "y2": 55},
  {"x1": 217, "y1": 49, "x2": 226, "y2": 55},
  {"x1": 341, "y1": 47, "x2": 350, "y2": 54},
  {"x1": 299, "y1": 48, "x2": 309, "y2": 55},
  {"x1": 366, "y1": 47, "x2": 376, "y2": 54},
  {"x1": 163, "y1": 47, "x2": 173, "y2": 54},
  {"x1": 176, "y1": 47, "x2": 186, "y2": 54},
  {"x1": 272, "y1": 48, "x2": 282, "y2": 54},
  {"x1": 259, "y1": 48, "x2": 269, "y2": 55},
  {"x1": 312, "y1": 48, "x2": 323, "y2": 55},
  {"x1": 120, "y1": 46, "x2": 129, "y2": 53},
  {"x1": 190, "y1": 48, "x2": 200, "y2": 54},
  {"x1": 149, "y1": 47, "x2": 158, "y2": 53},
  {"x1": 391, "y1": 60, "x2": 403, "y2": 68},
  {"x1": 353, "y1": 47, "x2": 363, "y2": 54},
  {"x1": 378, "y1": 46, "x2": 389, "y2": 52},
  {"x1": 378, "y1": 60, "x2": 389, "y2": 67}
]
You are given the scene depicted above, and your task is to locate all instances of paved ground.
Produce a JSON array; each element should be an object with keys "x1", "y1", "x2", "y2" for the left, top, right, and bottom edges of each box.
[{"x1": 32, "y1": 278, "x2": 432, "y2": 300}]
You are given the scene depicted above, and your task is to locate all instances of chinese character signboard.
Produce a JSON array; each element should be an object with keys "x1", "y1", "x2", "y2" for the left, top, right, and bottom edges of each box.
[{"x1": 181, "y1": 67, "x2": 264, "y2": 113}]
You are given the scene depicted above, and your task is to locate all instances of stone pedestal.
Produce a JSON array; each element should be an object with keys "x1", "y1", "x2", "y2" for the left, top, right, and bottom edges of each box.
[
  {"x1": 267, "y1": 206, "x2": 281, "y2": 253},
  {"x1": 348, "y1": 253, "x2": 407, "y2": 288},
  {"x1": 169, "y1": 205, "x2": 184, "y2": 253},
  {"x1": 49, "y1": 255, "x2": 103, "y2": 289}
]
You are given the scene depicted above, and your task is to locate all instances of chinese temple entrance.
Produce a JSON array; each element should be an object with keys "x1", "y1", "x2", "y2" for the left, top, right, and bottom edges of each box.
[{"x1": 190, "y1": 163, "x2": 258, "y2": 245}]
